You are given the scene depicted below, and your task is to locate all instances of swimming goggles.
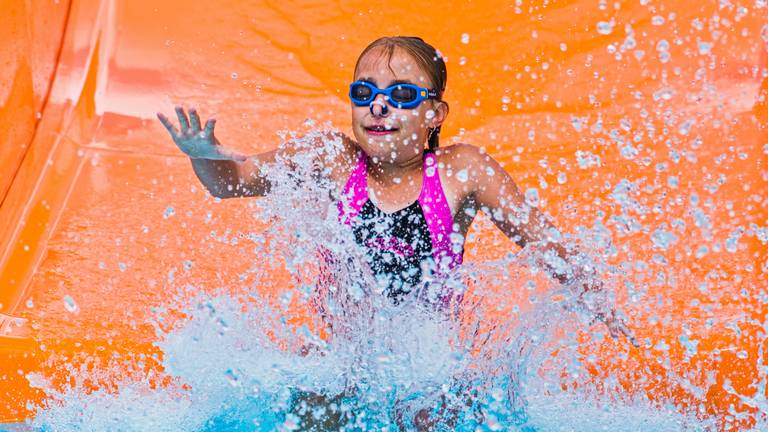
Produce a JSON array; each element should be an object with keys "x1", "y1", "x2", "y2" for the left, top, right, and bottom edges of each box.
[{"x1": 348, "y1": 81, "x2": 439, "y2": 109}]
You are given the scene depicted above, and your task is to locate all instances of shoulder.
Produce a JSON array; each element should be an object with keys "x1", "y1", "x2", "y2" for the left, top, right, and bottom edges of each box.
[
  {"x1": 311, "y1": 130, "x2": 360, "y2": 186},
  {"x1": 274, "y1": 130, "x2": 360, "y2": 188},
  {"x1": 433, "y1": 143, "x2": 511, "y2": 194},
  {"x1": 283, "y1": 130, "x2": 358, "y2": 162},
  {"x1": 434, "y1": 143, "x2": 497, "y2": 182},
  {"x1": 434, "y1": 143, "x2": 493, "y2": 167}
]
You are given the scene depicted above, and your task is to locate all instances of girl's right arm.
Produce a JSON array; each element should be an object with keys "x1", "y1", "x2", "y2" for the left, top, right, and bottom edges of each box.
[{"x1": 157, "y1": 106, "x2": 276, "y2": 198}]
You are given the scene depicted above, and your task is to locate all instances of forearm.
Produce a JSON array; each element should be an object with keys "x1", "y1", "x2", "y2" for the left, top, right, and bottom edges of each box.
[
  {"x1": 190, "y1": 157, "x2": 270, "y2": 198},
  {"x1": 190, "y1": 158, "x2": 238, "y2": 198}
]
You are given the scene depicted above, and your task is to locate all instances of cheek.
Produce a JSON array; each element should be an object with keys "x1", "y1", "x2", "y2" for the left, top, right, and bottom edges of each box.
[{"x1": 396, "y1": 111, "x2": 425, "y2": 130}]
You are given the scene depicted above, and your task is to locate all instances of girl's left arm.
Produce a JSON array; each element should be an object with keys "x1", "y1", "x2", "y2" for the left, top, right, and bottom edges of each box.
[{"x1": 452, "y1": 144, "x2": 637, "y2": 346}]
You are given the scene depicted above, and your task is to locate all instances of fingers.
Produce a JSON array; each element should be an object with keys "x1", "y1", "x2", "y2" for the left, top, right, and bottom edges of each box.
[
  {"x1": 203, "y1": 118, "x2": 216, "y2": 138},
  {"x1": 175, "y1": 106, "x2": 190, "y2": 131},
  {"x1": 189, "y1": 108, "x2": 202, "y2": 132},
  {"x1": 622, "y1": 325, "x2": 640, "y2": 347},
  {"x1": 607, "y1": 318, "x2": 640, "y2": 348},
  {"x1": 165, "y1": 106, "x2": 210, "y2": 135},
  {"x1": 156, "y1": 113, "x2": 178, "y2": 137}
]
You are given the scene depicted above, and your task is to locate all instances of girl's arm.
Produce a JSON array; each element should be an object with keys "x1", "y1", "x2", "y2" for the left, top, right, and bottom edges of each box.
[
  {"x1": 159, "y1": 107, "x2": 357, "y2": 198},
  {"x1": 157, "y1": 107, "x2": 275, "y2": 198},
  {"x1": 452, "y1": 144, "x2": 637, "y2": 345},
  {"x1": 451, "y1": 144, "x2": 563, "y2": 253}
]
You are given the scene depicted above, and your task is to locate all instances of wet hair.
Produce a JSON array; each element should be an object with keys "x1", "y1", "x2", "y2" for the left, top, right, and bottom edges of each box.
[{"x1": 353, "y1": 36, "x2": 447, "y2": 151}]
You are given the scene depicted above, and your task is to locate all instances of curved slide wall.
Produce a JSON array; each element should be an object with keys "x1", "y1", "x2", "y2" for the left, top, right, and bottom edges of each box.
[{"x1": 1, "y1": 0, "x2": 766, "y2": 426}]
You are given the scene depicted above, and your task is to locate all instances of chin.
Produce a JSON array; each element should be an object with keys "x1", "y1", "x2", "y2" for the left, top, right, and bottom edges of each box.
[
  {"x1": 358, "y1": 144, "x2": 391, "y2": 161},
  {"x1": 356, "y1": 134, "x2": 422, "y2": 162}
]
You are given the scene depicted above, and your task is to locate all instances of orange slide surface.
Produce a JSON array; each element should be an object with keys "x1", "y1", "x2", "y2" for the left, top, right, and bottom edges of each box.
[{"x1": 1, "y1": 0, "x2": 766, "y2": 427}]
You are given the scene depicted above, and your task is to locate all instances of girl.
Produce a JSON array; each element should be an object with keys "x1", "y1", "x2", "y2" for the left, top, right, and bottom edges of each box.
[{"x1": 157, "y1": 35, "x2": 634, "y2": 343}]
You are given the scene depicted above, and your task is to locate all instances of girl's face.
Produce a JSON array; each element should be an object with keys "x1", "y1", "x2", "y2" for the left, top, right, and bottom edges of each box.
[{"x1": 351, "y1": 47, "x2": 448, "y2": 164}]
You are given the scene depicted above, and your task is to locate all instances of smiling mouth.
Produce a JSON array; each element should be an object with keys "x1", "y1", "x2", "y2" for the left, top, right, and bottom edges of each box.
[{"x1": 365, "y1": 125, "x2": 399, "y2": 135}]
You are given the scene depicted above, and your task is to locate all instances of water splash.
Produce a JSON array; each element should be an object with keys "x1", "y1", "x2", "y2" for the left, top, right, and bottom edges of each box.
[{"x1": 25, "y1": 129, "x2": 768, "y2": 431}]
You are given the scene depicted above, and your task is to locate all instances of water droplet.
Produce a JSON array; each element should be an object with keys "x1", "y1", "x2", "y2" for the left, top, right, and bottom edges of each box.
[
  {"x1": 571, "y1": 116, "x2": 583, "y2": 131},
  {"x1": 651, "y1": 15, "x2": 665, "y2": 26},
  {"x1": 651, "y1": 227, "x2": 677, "y2": 250},
  {"x1": 460, "y1": 33, "x2": 470, "y2": 44},
  {"x1": 225, "y1": 369, "x2": 240, "y2": 386},
  {"x1": 163, "y1": 206, "x2": 175, "y2": 219},
  {"x1": 525, "y1": 188, "x2": 540, "y2": 206},
  {"x1": 697, "y1": 41, "x2": 712, "y2": 55},
  {"x1": 620, "y1": 144, "x2": 640, "y2": 159},
  {"x1": 576, "y1": 150, "x2": 601, "y2": 168},
  {"x1": 63, "y1": 295, "x2": 78, "y2": 313},
  {"x1": 678, "y1": 119, "x2": 695, "y2": 136},
  {"x1": 231, "y1": 72, "x2": 238, "y2": 79},
  {"x1": 557, "y1": 172, "x2": 567, "y2": 184},
  {"x1": 653, "y1": 88, "x2": 674, "y2": 101},
  {"x1": 596, "y1": 21, "x2": 614, "y2": 35},
  {"x1": 726, "y1": 228, "x2": 743, "y2": 253},
  {"x1": 737, "y1": 351, "x2": 748, "y2": 360},
  {"x1": 667, "y1": 176, "x2": 679, "y2": 188}
]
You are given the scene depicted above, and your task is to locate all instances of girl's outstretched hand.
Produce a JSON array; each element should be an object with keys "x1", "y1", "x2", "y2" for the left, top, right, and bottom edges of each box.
[
  {"x1": 157, "y1": 106, "x2": 246, "y2": 162},
  {"x1": 595, "y1": 309, "x2": 639, "y2": 348},
  {"x1": 577, "y1": 278, "x2": 639, "y2": 348}
]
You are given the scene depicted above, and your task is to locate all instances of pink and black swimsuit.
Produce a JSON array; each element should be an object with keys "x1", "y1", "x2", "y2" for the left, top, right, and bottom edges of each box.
[{"x1": 337, "y1": 150, "x2": 464, "y2": 302}]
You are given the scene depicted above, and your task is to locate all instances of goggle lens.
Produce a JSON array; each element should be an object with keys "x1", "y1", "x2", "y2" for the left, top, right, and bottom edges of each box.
[
  {"x1": 390, "y1": 86, "x2": 417, "y2": 103},
  {"x1": 351, "y1": 84, "x2": 373, "y2": 102}
]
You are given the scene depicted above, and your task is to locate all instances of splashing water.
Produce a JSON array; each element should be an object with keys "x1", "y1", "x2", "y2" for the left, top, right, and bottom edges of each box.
[{"x1": 24, "y1": 129, "x2": 768, "y2": 431}]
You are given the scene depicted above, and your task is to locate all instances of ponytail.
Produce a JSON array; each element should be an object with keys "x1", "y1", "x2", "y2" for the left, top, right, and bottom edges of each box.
[{"x1": 428, "y1": 126, "x2": 441, "y2": 151}]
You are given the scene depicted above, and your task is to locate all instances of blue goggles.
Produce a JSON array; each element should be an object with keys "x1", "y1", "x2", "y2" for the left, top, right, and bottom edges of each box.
[{"x1": 348, "y1": 81, "x2": 439, "y2": 109}]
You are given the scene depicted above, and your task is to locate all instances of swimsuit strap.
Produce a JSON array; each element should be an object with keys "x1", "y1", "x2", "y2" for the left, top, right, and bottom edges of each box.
[
  {"x1": 418, "y1": 151, "x2": 464, "y2": 270},
  {"x1": 337, "y1": 151, "x2": 368, "y2": 224}
]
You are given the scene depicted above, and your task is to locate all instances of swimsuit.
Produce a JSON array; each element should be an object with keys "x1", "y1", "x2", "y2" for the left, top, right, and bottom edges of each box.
[{"x1": 337, "y1": 150, "x2": 464, "y2": 302}]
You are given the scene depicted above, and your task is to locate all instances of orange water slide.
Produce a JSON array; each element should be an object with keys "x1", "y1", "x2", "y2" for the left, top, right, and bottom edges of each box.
[{"x1": 1, "y1": 0, "x2": 767, "y2": 426}]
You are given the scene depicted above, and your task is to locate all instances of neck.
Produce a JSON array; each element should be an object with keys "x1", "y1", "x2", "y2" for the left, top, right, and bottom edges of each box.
[{"x1": 366, "y1": 152, "x2": 424, "y2": 186}]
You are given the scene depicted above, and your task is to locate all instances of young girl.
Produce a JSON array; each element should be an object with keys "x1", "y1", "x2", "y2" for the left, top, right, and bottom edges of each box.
[{"x1": 157, "y1": 35, "x2": 635, "y2": 343}]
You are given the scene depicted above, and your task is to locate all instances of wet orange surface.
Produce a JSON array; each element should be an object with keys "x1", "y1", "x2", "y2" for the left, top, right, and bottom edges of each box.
[{"x1": 1, "y1": 0, "x2": 766, "y2": 427}]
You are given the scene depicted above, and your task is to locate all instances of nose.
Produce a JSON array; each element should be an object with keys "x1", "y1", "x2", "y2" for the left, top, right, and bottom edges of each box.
[{"x1": 369, "y1": 96, "x2": 389, "y2": 117}]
